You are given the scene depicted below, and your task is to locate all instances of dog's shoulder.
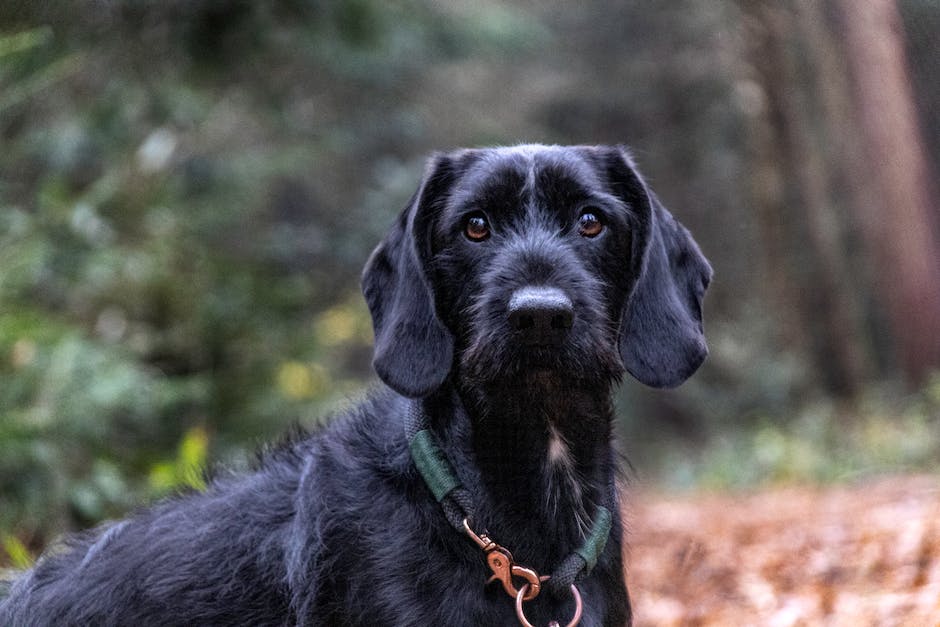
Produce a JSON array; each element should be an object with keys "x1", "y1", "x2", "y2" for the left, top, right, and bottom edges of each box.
[{"x1": 290, "y1": 386, "x2": 415, "y2": 501}]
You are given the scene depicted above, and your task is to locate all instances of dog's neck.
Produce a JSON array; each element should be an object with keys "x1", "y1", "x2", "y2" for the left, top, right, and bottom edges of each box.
[{"x1": 428, "y1": 374, "x2": 617, "y2": 570}]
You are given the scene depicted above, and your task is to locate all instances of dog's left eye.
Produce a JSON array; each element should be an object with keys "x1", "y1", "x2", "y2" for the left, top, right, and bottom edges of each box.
[
  {"x1": 578, "y1": 210, "x2": 604, "y2": 238},
  {"x1": 464, "y1": 212, "x2": 491, "y2": 242}
]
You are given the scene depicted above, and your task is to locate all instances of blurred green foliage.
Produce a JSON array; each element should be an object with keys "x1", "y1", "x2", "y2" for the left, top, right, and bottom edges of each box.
[
  {"x1": 1, "y1": 0, "x2": 506, "y2": 559},
  {"x1": 640, "y1": 375, "x2": 940, "y2": 491},
  {"x1": 148, "y1": 426, "x2": 210, "y2": 495},
  {"x1": 1, "y1": 534, "x2": 32, "y2": 570}
]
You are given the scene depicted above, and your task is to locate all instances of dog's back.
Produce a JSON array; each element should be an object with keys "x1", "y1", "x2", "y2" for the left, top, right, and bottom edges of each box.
[
  {"x1": 1, "y1": 426, "x2": 305, "y2": 624},
  {"x1": 0, "y1": 390, "x2": 412, "y2": 625}
]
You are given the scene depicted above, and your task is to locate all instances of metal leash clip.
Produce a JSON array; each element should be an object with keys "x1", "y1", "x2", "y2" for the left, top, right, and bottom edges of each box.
[
  {"x1": 462, "y1": 518, "x2": 541, "y2": 601},
  {"x1": 463, "y1": 518, "x2": 581, "y2": 626}
]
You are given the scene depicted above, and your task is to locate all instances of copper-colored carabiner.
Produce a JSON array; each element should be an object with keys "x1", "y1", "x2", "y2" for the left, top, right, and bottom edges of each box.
[
  {"x1": 462, "y1": 518, "x2": 495, "y2": 551},
  {"x1": 463, "y1": 518, "x2": 542, "y2": 602},
  {"x1": 485, "y1": 549, "x2": 542, "y2": 602}
]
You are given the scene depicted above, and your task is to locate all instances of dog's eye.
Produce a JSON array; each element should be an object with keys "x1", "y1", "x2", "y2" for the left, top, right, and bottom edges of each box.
[
  {"x1": 577, "y1": 210, "x2": 604, "y2": 238},
  {"x1": 464, "y1": 213, "x2": 491, "y2": 242}
]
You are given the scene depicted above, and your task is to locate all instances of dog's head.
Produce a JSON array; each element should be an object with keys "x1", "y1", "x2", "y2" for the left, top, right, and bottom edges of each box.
[{"x1": 362, "y1": 145, "x2": 712, "y2": 397}]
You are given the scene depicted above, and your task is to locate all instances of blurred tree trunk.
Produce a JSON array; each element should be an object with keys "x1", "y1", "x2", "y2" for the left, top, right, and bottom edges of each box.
[
  {"x1": 835, "y1": 0, "x2": 940, "y2": 384},
  {"x1": 739, "y1": 2, "x2": 871, "y2": 396},
  {"x1": 737, "y1": 7, "x2": 809, "y2": 358}
]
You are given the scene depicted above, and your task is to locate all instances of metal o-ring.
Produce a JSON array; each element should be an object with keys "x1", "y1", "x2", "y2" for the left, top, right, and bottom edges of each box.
[{"x1": 514, "y1": 583, "x2": 582, "y2": 627}]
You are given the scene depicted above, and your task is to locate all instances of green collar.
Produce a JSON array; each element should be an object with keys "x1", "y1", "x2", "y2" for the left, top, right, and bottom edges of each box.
[{"x1": 408, "y1": 427, "x2": 613, "y2": 579}]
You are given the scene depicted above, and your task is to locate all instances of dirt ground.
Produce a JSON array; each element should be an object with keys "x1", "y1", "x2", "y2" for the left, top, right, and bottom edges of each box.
[{"x1": 626, "y1": 475, "x2": 940, "y2": 626}]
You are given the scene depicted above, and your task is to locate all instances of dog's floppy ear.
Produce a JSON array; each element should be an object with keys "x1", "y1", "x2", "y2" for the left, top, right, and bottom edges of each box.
[
  {"x1": 602, "y1": 147, "x2": 712, "y2": 388},
  {"x1": 361, "y1": 154, "x2": 460, "y2": 397}
]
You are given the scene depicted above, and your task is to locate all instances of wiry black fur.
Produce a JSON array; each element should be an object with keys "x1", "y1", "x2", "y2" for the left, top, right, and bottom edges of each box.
[{"x1": 0, "y1": 145, "x2": 711, "y2": 626}]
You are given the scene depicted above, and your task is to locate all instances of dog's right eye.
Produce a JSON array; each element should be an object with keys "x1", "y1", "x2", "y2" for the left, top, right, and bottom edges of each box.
[
  {"x1": 464, "y1": 213, "x2": 490, "y2": 242},
  {"x1": 578, "y1": 210, "x2": 604, "y2": 238}
]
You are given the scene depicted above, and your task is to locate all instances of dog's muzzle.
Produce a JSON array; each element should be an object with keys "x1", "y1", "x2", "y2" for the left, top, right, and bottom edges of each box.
[{"x1": 507, "y1": 286, "x2": 573, "y2": 346}]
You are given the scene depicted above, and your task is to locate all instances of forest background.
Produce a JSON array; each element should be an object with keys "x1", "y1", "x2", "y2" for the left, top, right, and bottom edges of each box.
[{"x1": 1, "y1": 2, "x2": 939, "y2": 612}]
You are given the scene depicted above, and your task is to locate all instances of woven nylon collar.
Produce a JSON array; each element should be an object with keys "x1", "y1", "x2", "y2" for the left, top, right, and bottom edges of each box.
[{"x1": 405, "y1": 400, "x2": 613, "y2": 599}]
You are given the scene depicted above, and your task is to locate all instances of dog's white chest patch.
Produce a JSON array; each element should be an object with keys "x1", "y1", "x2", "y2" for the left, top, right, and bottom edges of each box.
[
  {"x1": 546, "y1": 424, "x2": 590, "y2": 533},
  {"x1": 547, "y1": 425, "x2": 573, "y2": 468}
]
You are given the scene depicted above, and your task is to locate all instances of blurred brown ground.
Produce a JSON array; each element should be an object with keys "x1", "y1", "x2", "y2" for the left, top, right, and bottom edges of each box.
[{"x1": 626, "y1": 476, "x2": 940, "y2": 626}]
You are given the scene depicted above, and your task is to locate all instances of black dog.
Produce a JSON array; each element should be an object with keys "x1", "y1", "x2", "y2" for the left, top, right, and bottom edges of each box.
[{"x1": 0, "y1": 145, "x2": 711, "y2": 626}]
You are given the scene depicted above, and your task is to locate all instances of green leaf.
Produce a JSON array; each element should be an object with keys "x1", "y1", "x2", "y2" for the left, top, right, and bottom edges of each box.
[
  {"x1": 177, "y1": 427, "x2": 209, "y2": 492},
  {"x1": 2, "y1": 534, "x2": 33, "y2": 569}
]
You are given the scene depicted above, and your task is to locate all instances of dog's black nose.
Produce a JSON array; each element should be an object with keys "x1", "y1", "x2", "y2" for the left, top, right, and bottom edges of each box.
[{"x1": 507, "y1": 287, "x2": 574, "y2": 345}]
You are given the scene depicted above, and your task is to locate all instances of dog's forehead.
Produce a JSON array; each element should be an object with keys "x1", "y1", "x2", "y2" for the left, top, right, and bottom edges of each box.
[{"x1": 449, "y1": 146, "x2": 604, "y2": 210}]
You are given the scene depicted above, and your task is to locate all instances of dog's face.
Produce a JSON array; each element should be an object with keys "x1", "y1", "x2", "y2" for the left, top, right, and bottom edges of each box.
[
  {"x1": 362, "y1": 145, "x2": 711, "y2": 398},
  {"x1": 426, "y1": 147, "x2": 636, "y2": 387}
]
